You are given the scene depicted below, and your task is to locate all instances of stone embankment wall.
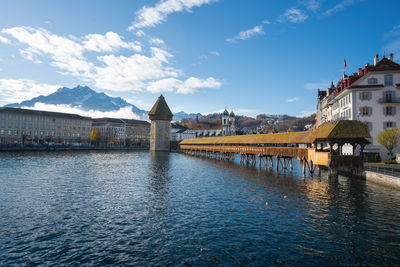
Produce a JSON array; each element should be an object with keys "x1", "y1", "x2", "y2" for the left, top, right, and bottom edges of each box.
[{"x1": 364, "y1": 171, "x2": 400, "y2": 189}]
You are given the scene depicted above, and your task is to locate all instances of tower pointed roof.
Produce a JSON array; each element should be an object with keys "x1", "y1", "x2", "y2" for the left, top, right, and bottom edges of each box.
[
  {"x1": 222, "y1": 108, "x2": 229, "y2": 116},
  {"x1": 149, "y1": 94, "x2": 173, "y2": 121}
]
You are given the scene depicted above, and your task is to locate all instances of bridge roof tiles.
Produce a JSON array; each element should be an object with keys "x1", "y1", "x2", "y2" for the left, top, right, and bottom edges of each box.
[{"x1": 180, "y1": 120, "x2": 370, "y2": 145}]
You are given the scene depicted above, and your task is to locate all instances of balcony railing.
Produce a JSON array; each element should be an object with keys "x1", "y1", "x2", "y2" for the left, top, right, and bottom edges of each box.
[{"x1": 378, "y1": 97, "x2": 400, "y2": 103}]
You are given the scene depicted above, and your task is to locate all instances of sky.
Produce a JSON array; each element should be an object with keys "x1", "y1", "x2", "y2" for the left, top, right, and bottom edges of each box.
[{"x1": 0, "y1": 0, "x2": 400, "y2": 118}]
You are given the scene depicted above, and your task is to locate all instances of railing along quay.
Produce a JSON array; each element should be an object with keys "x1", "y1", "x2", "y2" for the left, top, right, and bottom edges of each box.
[{"x1": 364, "y1": 165, "x2": 400, "y2": 178}]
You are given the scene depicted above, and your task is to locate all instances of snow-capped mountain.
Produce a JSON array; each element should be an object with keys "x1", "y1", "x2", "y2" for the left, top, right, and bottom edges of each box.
[
  {"x1": 5, "y1": 85, "x2": 203, "y2": 121},
  {"x1": 173, "y1": 111, "x2": 202, "y2": 121},
  {"x1": 6, "y1": 85, "x2": 148, "y2": 118}
]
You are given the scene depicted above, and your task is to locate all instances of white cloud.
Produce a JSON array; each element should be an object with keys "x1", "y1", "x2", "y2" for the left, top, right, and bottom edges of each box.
[
  {"x1": 323, "y1": 0, "x2": 356, "y2": 16},
  {"x1": 129, "y1": 0, "x2": 218, "y2": 30},
  {"x1": 0, "y1": 78, "x2": 61, "y2": 105},
  {"x1": 226, "y1": 25, "x2": 265, "y2": 43},
  {"x1": 2, "y1": 26, "x2": 221, "y2": 95},
  {"x1": 83, "y1": 32, "x2": 142, "y2": 52},
  {"x1": 147, "y1": 77, "x2": 221, "y2": 94},
  {"x1": 303, "y1": 0, "x2": 320, "y2": 12},
  {"x1": 304, "y1": 81, "x2": 330, "y2": 90},
  {"x1": 22, "y1": 103, "x2": 143, "y2": 120},
  {"x1": 0, "y1": 35, "x2": 10, "y2": 44},
  {"x1": 297, "y1": 110, "x2": 316, "y2": 117},
  {"x1": 279, "y1": 8, "x2": 308, "y2": 23},
  {"x1": 135, "y1": 30, "x2": 146, "y2": 37},
  {"x1": 287, "y1": 97, "x2": 301, "y2": 103},
  {"x1": 149, "y1": 37, "x2": 164, "y2": 45},
  {"x1": 210, "y1": 51, "x2": 220, "y2": 56},
  {"x1": 177, "y1": 77, "x2": 221, "y2": 94}
]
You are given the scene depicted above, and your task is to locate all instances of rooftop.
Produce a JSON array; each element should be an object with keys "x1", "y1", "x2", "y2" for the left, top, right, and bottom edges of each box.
[
  {"x1": 0, "y1": 107, "x2": 91, "y2": 120},
  {"x1": 149, "y1": 95, "x2": 173, "y2": 121},
  {"x1": 180, "y1": 120, "x2": 370, "y2": 145}
]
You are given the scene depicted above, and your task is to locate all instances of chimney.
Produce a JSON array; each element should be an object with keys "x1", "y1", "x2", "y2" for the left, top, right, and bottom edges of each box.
[
  {"x1": 374, "y1": 54, "x2": 379, "y2": 66},
  {"x1": 388, "y1": 53, "x2": 394, "y2": 61},
  {"x1": 358, "y1": 68, "x2": 363, "y2": 75}
]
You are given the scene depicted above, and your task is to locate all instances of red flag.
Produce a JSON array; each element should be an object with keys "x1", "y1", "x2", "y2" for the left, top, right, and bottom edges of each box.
[{"x1": 344, "y1": 57, "x2": 347, "y2": 70}]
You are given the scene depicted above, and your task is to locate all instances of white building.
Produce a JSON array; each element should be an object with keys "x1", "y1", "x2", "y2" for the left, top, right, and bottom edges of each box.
[
  {"x1": 170, "y1": 123, "x2": 196, "y2": 141},
  {"x1": 316, "y1": 54, "x2": 400, "y2": 160},
  {"x1": 222, "y1": 109, "x2": 236, "y2": 136},
  {"x1": 192, "y1": 108, "x2": 236, "y2": 138}
]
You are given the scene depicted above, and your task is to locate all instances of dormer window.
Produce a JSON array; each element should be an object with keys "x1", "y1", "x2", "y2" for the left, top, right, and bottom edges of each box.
[
  {"x1": 368, "y1": 78, "x2": 377, "y2": 85},
  {"x1": 384, "y1": 75, "x2": 393, "y2": 86}
]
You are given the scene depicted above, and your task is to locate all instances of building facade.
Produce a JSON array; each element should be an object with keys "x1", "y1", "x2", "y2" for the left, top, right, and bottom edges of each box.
[
  {"x1": 0, "y1": 107, "x2": 92, "y2": 145},
  {"x1": 92, "y1": 118, "x2": 150, "y2": 147},
  {"x1": 171, "y1": 123, "x2": 196, "y2": 141},
  {"x1": 316, "y1": 54, "x2": 400, "y2": 160},
  {"x1": 192, "y1": 108, "x2": 236, "y2": 138}
]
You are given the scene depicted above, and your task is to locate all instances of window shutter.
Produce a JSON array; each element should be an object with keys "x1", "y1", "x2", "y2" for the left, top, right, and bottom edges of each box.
[
  {"x1": 383, "y1": 122, "x2": 387, "y2": 130},
  {"x1": 359, "y1": 92, "x2": 362, "y2": 100},
  {"x1": 383, "y1": 107, "x2": 387, "y2": 115},
  {"x1": 359, "y1": 107, "x2": 363, "y2": 115},
  {"x1": 368, "y1": 107, "x2": 372, "y2": 116},
  {"x1": 393, "y1": 107, "x2": 397, "y2": 116},
  {"x1": 368, "y1": 122, "x2": 372, "y2": 131},
  {"x1": 368, "y1": 92, "x2": 372, "y2": 100},
  {"x1": 393, "y1": 91, "x2": 397, "y2": 98},
  {"x1": 394, "y1": 122, "x2": 397, "y2": 127}
]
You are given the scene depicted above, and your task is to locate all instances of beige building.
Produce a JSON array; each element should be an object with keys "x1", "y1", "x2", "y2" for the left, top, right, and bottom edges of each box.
[
  {"x1": 0, "y1": 107, "x2": 92, "y2": 144},
  {"x1": 92, "y1": 118, "x2": 150, "y2": 147}
]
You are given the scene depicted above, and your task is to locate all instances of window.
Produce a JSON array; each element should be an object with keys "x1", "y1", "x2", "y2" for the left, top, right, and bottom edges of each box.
[
  {"x1": 361, "y1": 92, "x2": 370, "y2": 100},
  {"x1": 384, "y1": 121, "x2": 396, "y2": 129},
  {"x1": 361, "y1": 106, "x2": 372, "y2": 116},
  {"x1": 384, "y1": 75, "x2": 393, "y2": 86},
  {"x1": 366, "y1": 122, "x2": 372, "y2": 131},
  {"x1": 383, "y1": 91, "x2": 393, "y2": 102},
  {"x1": 384, "y1": 106, "x2": 396, "y2": 116},
  {"x1": 368, "y1": 78, "x2": 378, "y2": 85}
]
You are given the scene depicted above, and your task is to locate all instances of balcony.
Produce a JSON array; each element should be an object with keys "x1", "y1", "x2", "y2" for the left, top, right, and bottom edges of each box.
[{"x1": 378, "y1": 97, "x2": 400, "y2": 103}]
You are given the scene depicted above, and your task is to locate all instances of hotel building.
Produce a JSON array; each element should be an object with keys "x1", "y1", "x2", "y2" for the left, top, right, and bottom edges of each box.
[{"x1": 316, "y1": 54, "x2": 400, "y2": 160}]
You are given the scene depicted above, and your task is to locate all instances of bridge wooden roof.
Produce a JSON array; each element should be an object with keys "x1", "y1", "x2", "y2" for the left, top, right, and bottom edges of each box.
[{"x1": 180, "y1": 120, "x2": 370, "y2": 145}]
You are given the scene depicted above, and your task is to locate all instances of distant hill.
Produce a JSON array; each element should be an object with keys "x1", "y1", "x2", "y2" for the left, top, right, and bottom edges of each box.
[
  {"x1": 173, "y1": 111, "x2": 202, "y2": 122},
  {"x1": 6, "y1": 85, "x2": 149, "y2": 119}
]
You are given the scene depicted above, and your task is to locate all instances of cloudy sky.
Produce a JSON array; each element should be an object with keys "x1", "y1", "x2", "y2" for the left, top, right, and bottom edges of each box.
[{"x1": 0, "y1": 0, "x2": 399, "y2": 117}]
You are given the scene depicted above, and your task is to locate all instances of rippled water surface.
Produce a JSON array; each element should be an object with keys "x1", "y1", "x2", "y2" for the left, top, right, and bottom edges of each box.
[{"x1": 1, "y1": 151, "x2": 400, "y2": 266}]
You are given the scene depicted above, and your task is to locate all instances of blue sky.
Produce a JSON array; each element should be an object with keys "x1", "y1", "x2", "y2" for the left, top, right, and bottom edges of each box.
[{"x1": 0, "y1": 0, "x2": 399, "y2": 118}]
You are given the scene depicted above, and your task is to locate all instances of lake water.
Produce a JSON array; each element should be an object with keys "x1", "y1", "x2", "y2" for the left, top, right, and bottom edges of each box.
[{"x1": 0, "y1": 151, "x2": 400, "y2": 266}]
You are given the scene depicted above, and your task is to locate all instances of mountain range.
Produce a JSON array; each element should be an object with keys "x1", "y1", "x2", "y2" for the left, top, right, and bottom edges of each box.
[{"x1": 5, "y1": 85, "x2": 201, "y2": 121}]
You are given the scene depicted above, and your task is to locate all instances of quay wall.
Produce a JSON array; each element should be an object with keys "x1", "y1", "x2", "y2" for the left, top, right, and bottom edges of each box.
[{"x1": 364, "y1": 171, "x2": 400, "y2": 189}]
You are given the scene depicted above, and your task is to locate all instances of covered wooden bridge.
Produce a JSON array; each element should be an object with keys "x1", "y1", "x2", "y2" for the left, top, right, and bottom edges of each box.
[{"x1": 179, "y1": 120, "x2": 371, "y2": 176}]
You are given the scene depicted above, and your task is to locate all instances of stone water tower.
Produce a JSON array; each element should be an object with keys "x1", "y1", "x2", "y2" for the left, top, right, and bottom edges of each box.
[{"x1": 149, "y1": 95, "x2": 173, "y2": 151}]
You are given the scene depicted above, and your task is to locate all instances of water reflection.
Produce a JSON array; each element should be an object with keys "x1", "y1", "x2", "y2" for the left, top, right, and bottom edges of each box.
[{"x1": 0, "y1": 151, "x2": 399, "y2": 266}]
